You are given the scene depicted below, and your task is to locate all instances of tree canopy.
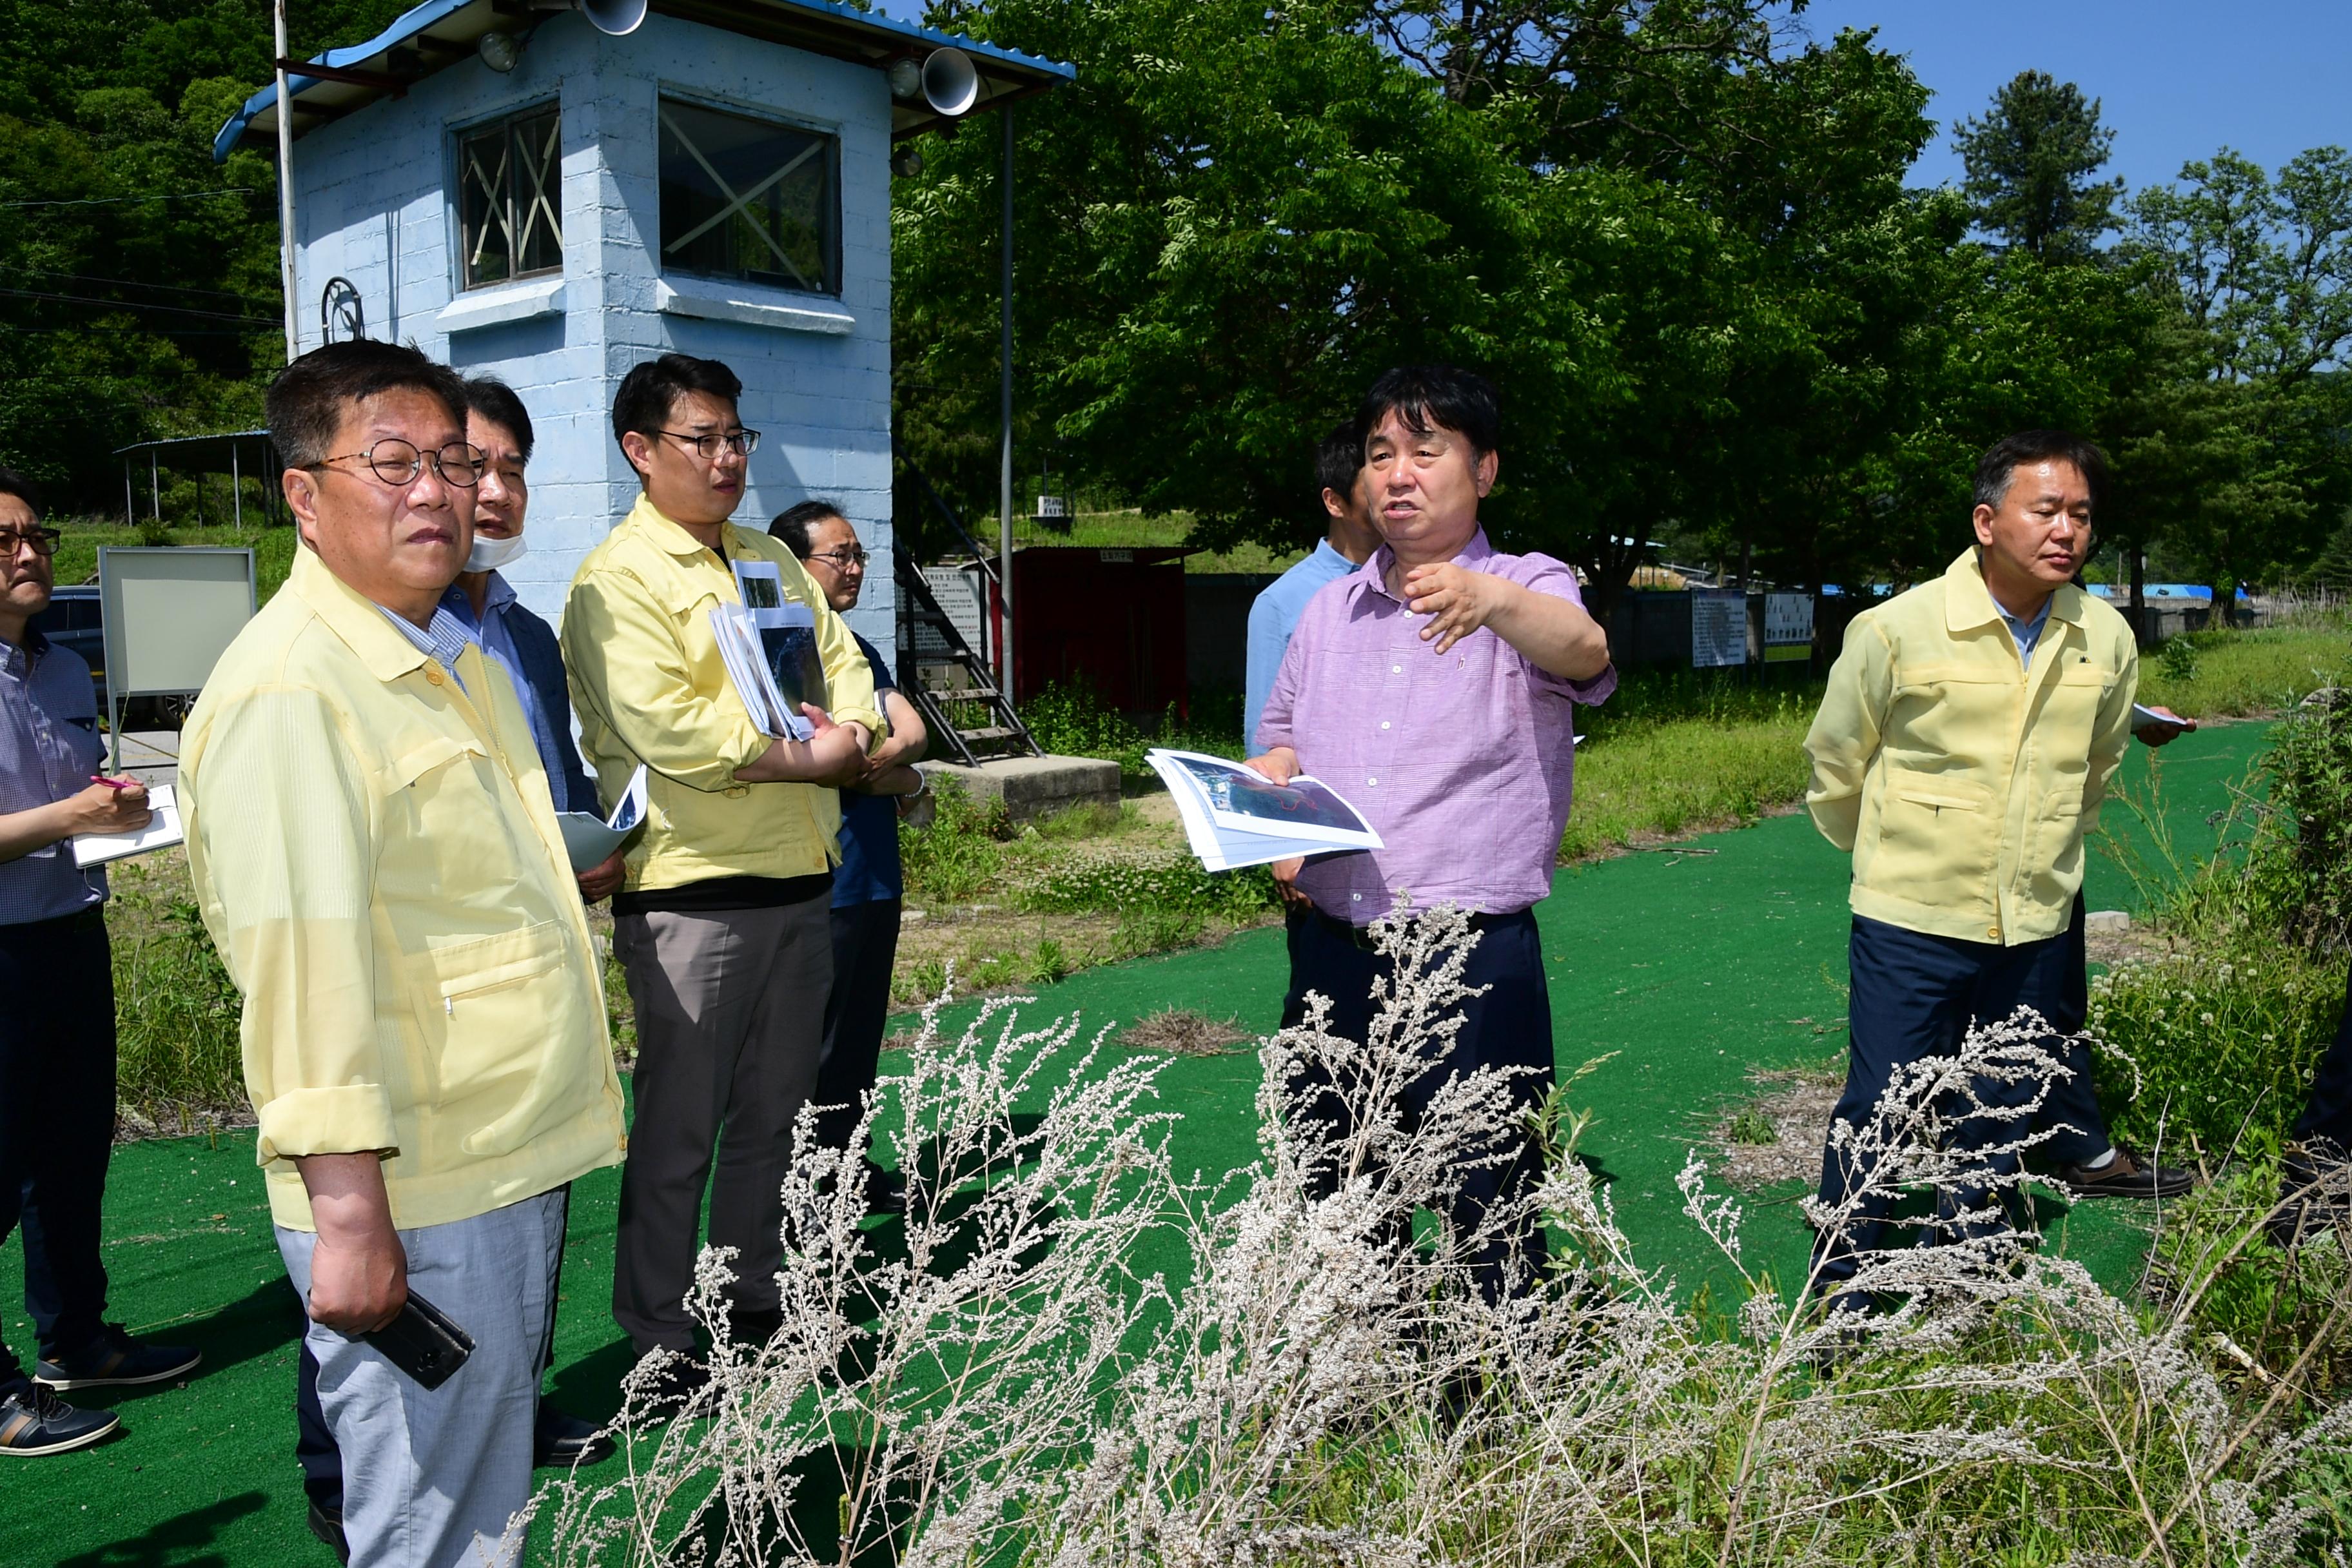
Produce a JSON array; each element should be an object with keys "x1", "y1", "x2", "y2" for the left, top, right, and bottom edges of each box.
[
  {"x1": 1952, "y1": 68, "x2": 2122, "y2": 260},
  {"x1": 2, "y1": 1, "x2": 2344, "y2": 611}
]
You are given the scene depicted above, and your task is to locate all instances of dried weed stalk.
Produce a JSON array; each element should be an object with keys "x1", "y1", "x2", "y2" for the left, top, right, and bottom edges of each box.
[{"x1": 525, "y1": 913, "x2": 2351, "y2": 1567}]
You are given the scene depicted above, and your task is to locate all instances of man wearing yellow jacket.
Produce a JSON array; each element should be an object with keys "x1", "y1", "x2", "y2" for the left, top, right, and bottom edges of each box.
[
  {"x1": 182, "y1": 341, "x2": 627, "y2": 1567},
  {"x1": 1804, "y1": 430, "x2": 2192, "y2": 1311},
  {"x1": 563, "y1": 353, "x2": 879, "y2": 1384}
]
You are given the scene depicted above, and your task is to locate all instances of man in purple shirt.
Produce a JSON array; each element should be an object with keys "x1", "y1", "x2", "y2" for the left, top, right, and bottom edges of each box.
[{"x1": 1249, "y1": 366, "x2": 1615, "y2": 1299}]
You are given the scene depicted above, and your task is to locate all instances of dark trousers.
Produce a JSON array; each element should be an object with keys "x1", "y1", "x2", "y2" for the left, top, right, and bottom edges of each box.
[
  {"x1": 1279, "y1": 905, "x2": 1554, "y2": 1302},
  {"x1": 1814, "y1": 912, "x2": 2104, "y2": 1296},
  {"x1": 813, "y1": 898, "x2": 901, "y2": 1157},
  {"x1": 0, "y1": 909, "x2": 117, "y2": 1399},
  {"x1": 2291, "y1": 962, "x2": 2352, "y2": 1155},
  {"x1": 612, "y1": 898, "x2": 832, "y2": 1355}
]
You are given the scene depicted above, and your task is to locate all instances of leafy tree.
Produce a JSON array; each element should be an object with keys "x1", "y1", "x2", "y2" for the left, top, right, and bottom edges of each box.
[
  {"x1": 1951, "y1": 69, "x2": 2122, "y2": 259},
  {"x1": 2121, "y1": 147, "x2": 2352, "y2": 602}
]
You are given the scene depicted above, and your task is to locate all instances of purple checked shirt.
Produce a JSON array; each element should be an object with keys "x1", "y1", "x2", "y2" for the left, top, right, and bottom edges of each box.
[{"x1": 1256, "y1": 529, "x2": 1615, "y2": 925}]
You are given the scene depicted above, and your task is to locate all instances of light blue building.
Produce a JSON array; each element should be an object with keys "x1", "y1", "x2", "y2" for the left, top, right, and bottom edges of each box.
[{"x1": 216, "y1": 0, "x2": 1070, "y2": 647}]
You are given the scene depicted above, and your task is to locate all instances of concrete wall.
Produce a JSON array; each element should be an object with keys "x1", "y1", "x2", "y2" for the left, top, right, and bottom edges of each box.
[{"x1": 288, "y1": 12, "x2": 896, "y2": 646}]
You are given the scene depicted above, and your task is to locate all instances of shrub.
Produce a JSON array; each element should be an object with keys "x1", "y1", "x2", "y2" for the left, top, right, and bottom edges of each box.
[
  {"x1": 2087, "y1": 946, "x2": 2340, "y2": 1161},
  {"x1": 897, "y1": 778, "x2": 1015, "y2": 905},
  {"x1": 2149, "y1": 1160, "x2": 2352, "y2": 1401}
]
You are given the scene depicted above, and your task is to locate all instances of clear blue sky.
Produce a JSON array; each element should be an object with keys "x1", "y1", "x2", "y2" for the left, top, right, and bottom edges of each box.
[{"x1": 1796, "y1": 0, "x2": 2352, "y2": 194}]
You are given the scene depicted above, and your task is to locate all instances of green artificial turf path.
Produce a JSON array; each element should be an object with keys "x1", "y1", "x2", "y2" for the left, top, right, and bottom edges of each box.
[{"x1": 0, "y1": 721, "x2": 2269, "y2": 1567}]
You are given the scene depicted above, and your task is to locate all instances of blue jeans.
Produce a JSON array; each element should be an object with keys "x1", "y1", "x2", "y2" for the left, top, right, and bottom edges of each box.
[
  {"x1": 0, "y1": 909, "x2": 116, "y2": 1398},
  {"x1": 1813, "y1": 910, "x2": 2108, "y2": 1297}
]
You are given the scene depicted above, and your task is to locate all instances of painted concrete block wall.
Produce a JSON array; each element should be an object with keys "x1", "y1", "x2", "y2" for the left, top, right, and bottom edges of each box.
[{"x1": 288, "y1": 12, "x2": 897, "y2": 649}]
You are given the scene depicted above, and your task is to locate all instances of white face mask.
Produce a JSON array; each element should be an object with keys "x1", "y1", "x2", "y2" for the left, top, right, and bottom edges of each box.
[{"x1": 464, "y1": 530, "x2": 528, "y2": 574}]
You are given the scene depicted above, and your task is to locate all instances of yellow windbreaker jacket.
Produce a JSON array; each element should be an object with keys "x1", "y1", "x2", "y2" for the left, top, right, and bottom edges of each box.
[
  {"x1": 1804, "y1": 549, "x2": 2137, "y2": 946},
  {"x1": 560, "y1": 493, "x2": 881, "y2": 894},
  {"x1": 180, "y1": 549, "x2": 627, "y2": 1231}
]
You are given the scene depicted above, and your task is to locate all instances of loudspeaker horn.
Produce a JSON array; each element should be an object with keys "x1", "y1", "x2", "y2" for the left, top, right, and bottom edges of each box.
[
  {"x1": 579, "y1": 0, "x2": 647, "y2": 37},
  {"x1": 920, "y1": 47, "x2": 979, "y2": 117}
]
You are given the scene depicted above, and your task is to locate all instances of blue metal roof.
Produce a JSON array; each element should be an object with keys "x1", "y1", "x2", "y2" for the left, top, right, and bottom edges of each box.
[{"x1": 215, "y1": 0, "x2": 1073, "y2": 163}]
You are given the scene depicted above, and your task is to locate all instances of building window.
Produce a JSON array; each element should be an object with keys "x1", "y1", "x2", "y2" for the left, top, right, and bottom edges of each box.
[
  {"x1": 658, "y1": 99, "x2": 839, "y2": 296},
  {"x1": 457, "y1": 106, "x2": 562, "y2": 291}
]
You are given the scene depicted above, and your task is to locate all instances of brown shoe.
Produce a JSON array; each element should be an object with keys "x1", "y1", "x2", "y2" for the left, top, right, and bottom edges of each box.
[{"x1": 2057, "y1": 1145, "x2": 2195, "y2": 1199}]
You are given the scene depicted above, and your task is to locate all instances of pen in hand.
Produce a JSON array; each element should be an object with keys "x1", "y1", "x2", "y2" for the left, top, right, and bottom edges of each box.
[{"x1": 90, "y1": 774, "x2": 140, "y2": 792}]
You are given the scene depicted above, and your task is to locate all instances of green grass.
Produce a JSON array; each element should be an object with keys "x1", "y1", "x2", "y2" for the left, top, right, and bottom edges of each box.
[{"x1": 2136, "y1": 618, "x2": 2352, "y2": 717}]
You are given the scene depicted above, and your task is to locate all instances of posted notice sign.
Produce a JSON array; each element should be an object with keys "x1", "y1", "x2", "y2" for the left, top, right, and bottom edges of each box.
[
  {"x1": 1763, "y1": 593, "x2": 1814, "y2": 664},
  {"x1": 1690, "y1": 591, "x2": 1747, "y2": 669}
]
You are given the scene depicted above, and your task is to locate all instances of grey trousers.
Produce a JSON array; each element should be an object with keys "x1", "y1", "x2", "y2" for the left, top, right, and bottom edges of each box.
[
  {"x1": 276, "y1": 1188, "x2": 566, "y2": 1568},
  {"x1": 612, "y1": 897, "x2": 832, "y2": 1355}
]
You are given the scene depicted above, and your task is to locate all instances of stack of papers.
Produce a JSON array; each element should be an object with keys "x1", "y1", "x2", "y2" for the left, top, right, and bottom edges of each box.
[
  {"x1": 72, "y1": 783, "x2": 184, "y2": 867},
  {"x1": 556, "y1": 763, "x2": 649, "y2": 872},
  {"x1": 1147, "y1": 749, "x2": 1383, "y2": 871},
  {"x1": 709, "y1": 562, "x2": 834, "y2": 744}
]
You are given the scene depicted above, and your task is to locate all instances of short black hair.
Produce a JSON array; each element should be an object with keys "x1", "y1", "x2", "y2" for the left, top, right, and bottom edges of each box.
[
  {"x1": 1315, "y1": 420, "x2": 1363, "y2": 502},
  {"x1": 1974, "y1": 429, "x2": 2108, "y2": 514},
  {"x1": 611, "y1": 353, "x2": 743, "y2": 453},
  {"x1": 0, "y1": 466, "x2": 41, "y2": 522},
  {"x1": 266, "y1": 340, "x2": 467, "y2": 472},
  {"x1": 769, "y1": 499, "x2": 848, "y2": 559},
  {"x1": 462, "y1": 376, "x2": 535, "y2": 464},
  {"x1": 1358, "y1": 364, "x2": 1500, "y2": 459}
]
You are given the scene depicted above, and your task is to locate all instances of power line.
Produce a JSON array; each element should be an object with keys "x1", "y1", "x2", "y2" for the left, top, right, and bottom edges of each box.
[
  {"x1": 17, "y1": 268, "x2": 278, "y2": 308},
  {"x1": 0, "y1": 287, "x2": 274, "y2": 326},
  {"x1": 0, "y1": 188, "x2": 257, "y2": 210}
]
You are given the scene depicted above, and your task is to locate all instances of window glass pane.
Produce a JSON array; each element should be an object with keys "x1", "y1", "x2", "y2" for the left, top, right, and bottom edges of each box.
[
  {"x1": 458, "y1": 106, "x2": 562, "y2": 291},
  {"x1": 658, "y1": 99, "x2": 838, "y2": 295}
]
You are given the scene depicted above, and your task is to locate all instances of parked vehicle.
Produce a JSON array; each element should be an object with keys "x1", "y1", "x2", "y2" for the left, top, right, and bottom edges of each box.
[{"x1": 33, "y1": 585, "x2": 104, "y2": 697}]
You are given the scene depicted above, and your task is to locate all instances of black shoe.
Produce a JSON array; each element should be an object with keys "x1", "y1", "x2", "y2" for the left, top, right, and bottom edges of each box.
[
  {"x1": 2057, "y1": 1146, "x2": 2196, "y2": 1199},
  {"x1": 0, "y1": 1384, "x2": 119, "y2": 1456},
  {"x1": 306, "y1": 1496, "x2": 350, "y2": 1565},
  {"x1": 534, "y1": 1402, "x2": 616, "y2": 1467},
  {"x1": 35, "y1": 1324, "x2": 201, "y2": 1391},
  {"x1": 2271, "y1": 1142, "x2": 2352, "y2": 1248}
]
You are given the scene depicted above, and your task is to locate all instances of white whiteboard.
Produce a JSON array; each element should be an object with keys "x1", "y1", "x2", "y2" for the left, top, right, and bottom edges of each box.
[{"x1": 99, "y1": 547, "x2": 256, "y2": 698}]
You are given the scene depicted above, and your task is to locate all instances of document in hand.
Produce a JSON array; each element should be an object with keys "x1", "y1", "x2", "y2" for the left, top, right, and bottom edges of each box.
[
  {"x1": 556, "y1": 762, "x2": 648, "y2": 872},
  {"x1": 709, "y1": 603, "x2": 816, "y2": 741},
  {"x1": 1146, "y1": 749, "x2": 1383, "y2": 872},
  {"x1": 71, "y1": 783, "x2": 184, "y2": 867},
  {"x1": 732, "y1": 560, "x2": 830, "y2": 739}
]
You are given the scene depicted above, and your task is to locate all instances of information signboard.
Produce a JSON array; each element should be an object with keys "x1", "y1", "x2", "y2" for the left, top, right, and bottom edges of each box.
[
  {"x1": 1763, "y1": 593, "x2": 1814, "y2": 664},
  {"x1": 1690, "y1": 590, "x2": 1748, "y2": 669}
]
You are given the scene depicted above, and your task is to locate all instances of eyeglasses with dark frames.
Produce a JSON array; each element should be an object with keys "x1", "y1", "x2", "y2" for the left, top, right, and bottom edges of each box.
[
  {"x1": 807, "y1": 546, "x2": 870, "y2": 569},
  {"x1": 0, "y1": 527, "x2": 63, "y2": 558},
  {"x1": 657, "y1": 428, "x2": 761, "y2": 460},
  {"x1": 309, "y1": 439, "x2": 487, "y2": 490}
]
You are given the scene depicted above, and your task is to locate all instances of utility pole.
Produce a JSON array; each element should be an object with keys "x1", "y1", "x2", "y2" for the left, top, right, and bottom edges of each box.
[{"x1": 275, "y1": 0, "x2": 299, "y2": 363}]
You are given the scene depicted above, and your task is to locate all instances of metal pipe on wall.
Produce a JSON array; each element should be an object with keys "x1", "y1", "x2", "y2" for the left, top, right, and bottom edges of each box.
[
  {"x1": 274, "y1": 0, "x2": 299, "y2": 362},
  {"x1": 997, "y1": 103, "x2": 1014, "y2": 694}
]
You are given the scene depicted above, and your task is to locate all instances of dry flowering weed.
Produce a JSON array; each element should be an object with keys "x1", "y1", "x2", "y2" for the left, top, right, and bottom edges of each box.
[{"x1": 523, "y1": 914, "x2": 2352, "y2": 1567}]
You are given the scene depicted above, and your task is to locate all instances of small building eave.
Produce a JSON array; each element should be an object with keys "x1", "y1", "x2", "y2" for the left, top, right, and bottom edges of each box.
[{"x1": 215, "y1": 0, "x2": 1075, "y2": 164}]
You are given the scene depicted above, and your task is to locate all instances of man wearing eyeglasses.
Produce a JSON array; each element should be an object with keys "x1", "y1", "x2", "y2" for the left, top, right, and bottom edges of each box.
[
  {"x1": 0, "y1": 468, "x2": 201, "y2": 1456},
  {"x1": 179, "y1": 341, "x2": 627, "y2": 1568},
  {"x1": 769, "y1": 501, "x2": 929, "y2": 1216},
  {"x1": 562, "y1": 354, "x2": 879, "y2": 1389}
]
